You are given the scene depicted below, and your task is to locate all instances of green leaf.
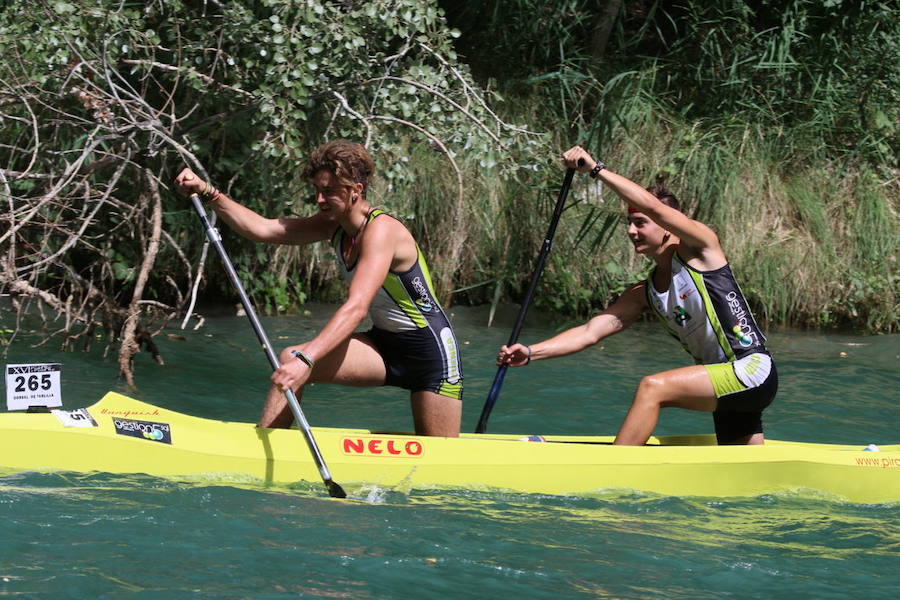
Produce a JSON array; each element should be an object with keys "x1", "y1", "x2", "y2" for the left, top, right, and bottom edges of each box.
[{"x1": 112, "y1": 262, "x2": 134, "y2": 282}]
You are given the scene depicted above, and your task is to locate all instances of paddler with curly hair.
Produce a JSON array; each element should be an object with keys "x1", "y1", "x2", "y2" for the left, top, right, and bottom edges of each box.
[
  {"x1": 497, "y1": 145, "x2": 777, "y2": 445},
  {"x1": 175, "y1": 140, "x2": 463, "y2": 436}
]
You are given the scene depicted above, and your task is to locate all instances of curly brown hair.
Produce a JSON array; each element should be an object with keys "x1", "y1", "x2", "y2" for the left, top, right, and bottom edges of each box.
[{"x1": 303, "y1": 140, "x2": 375, "y2": 194}]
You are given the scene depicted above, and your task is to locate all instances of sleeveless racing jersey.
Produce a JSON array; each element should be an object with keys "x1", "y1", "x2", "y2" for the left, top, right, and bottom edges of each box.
[
  {"x1": 645, "y1": 253, "x2": 767, "y2": 364},
  {"x1": 332, "y1": 209, "x2": 461, "y2": 378}
]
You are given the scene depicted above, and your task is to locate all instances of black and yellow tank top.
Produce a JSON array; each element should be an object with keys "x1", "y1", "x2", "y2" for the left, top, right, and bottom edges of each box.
[
  {"x1": 645, "y1": 254, "x2": 767, "y2": 364},
  {"x1": 332, "y1": 209, "x2": 452, "y2": 335}
]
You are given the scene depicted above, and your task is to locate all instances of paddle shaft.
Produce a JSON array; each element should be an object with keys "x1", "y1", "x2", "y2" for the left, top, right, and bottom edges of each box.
[
  {"x1": 189, "y1": 195, "x2": 346, "y2": 498},
  {"x1": 475, "y1": 167, "x2": 578, "y2": 433}
]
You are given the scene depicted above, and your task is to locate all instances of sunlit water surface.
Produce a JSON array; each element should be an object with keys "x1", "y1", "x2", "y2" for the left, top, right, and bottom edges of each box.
[{"x1": 2, "y1": 305, "x2": 898, "y2": 598}]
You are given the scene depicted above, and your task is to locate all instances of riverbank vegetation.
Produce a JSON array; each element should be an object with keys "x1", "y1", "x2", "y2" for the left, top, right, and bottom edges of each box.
[
  {"x1": 1, "y1": 1, "x2": 896, "y2": 384},
  {"x1": 439, "y1": 0, "x2": 899, "y2": 333}
]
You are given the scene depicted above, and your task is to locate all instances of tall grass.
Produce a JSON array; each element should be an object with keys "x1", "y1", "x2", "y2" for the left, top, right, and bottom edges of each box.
[
  {"x1": 249, "y1": 80, "x2": 896, "y2": 333},
  {"x1": 396, "y1": 73, "x2": 895, "y2": 333},
  {"x1": 219, "y1": 1, "x2": 898, "y2": 333}
]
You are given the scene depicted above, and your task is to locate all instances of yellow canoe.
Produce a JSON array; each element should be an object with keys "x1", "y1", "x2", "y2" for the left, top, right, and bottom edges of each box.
[{"x1": 2, "y1": 391, "x2": 898, "y2": 502}]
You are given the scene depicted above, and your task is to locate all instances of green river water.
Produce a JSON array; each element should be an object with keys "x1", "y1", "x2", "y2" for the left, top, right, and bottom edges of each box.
[{"x1": 1, "y1": 304, "x2": 898, "y2": 599}]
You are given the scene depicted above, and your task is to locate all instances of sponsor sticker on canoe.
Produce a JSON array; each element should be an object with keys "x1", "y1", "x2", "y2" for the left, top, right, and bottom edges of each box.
[
  {"x1": 112, "y1": 417, "x2": 172, "y2": 444},
  {"x1": 52, "y1": 408, "x2": 98, "y2": 428},
  {"x1": 341, "y1": 436, "x2": 424, "y2": 458},
  {"x1": 856, "y1": 455, "x2": 900, "y2": 469},
  {"x1": 98, "y1": 407, "x2": 162, "y2": 419}
]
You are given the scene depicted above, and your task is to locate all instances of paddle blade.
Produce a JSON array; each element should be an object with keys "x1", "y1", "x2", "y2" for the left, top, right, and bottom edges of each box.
[{"x1": 326, "y1": 480, "x2": 348, "y2": 499}]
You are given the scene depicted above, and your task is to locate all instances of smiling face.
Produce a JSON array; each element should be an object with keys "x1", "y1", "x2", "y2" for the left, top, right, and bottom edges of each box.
[
  {"x1": 312, "y1": 169, "x2": 361, "y2": 220},
  {"x1": 626, "y1": 212, "x2": 670, "y2": 256}
]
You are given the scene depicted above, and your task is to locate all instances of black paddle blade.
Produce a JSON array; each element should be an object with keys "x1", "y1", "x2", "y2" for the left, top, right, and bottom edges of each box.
[{"x1": 326, "y1": 479, "x2": 348, "y2": 499}]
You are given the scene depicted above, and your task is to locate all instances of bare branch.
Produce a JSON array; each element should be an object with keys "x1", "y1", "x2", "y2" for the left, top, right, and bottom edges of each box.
[
  {"x1": 118, "y1": 168, "x2": 165, "y2": 386},
  {"x1": 121, "y1": 59, "x2": 256, "y2": 99}
]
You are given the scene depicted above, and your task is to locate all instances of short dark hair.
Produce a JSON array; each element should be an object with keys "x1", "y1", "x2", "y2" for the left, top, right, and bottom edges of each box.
[{"x1": 646, "y1": 186, "x2": 681, "y2": 212}]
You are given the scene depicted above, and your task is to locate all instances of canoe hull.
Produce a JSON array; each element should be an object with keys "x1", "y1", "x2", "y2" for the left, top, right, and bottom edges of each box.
[{"x1": 2, "y1": 392, "x2": 898, "y2": 502}]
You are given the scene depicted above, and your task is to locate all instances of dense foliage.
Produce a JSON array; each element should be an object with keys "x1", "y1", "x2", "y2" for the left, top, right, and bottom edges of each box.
[
  {"x1": 0, "y1": 0, "x2": 535, "y2": 383},
  {"x1": 445, "y1": 0, "x2": 898, "y2": 166},
  {"x1": 442, "y1": 0, "x2": 898, "y2": 330},
  {"x1": 1, "y1": 1, "x2": 897, "y2": 384}
]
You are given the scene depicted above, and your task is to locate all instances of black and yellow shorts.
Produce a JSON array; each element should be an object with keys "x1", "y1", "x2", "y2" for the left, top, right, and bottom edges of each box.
[
  {"x1": 704, "y1": 352, "x2": 778, "y2": 444},
  {"x1": 365, "y1": 326, "x2": 463, "y2": 401}
]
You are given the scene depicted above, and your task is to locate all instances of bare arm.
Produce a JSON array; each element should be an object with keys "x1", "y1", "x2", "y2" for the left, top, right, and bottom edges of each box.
[
  {"x1": 600, "y1": 169, "x2": 719, "y2": 252},
  {"x1": 173, "y1": 167, "x2": 333, "y2": 245},
  {"x1": 498, "y1": 283, "x2": 648, "y2": 366},
  {"x1": 301, "y1": 218, "x2": 403, "y2": 361},
  {"x1": 269, "y1": 217, "x2": 406, "y2": 391},
  {"x1": 561, "y1": 147, "x2": 723, "y2": 259}
]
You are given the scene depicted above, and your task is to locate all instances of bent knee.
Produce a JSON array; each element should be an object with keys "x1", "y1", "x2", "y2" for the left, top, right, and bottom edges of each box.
[{"x1": 635, "y1": 374, "x2": 668, "y2": 400}]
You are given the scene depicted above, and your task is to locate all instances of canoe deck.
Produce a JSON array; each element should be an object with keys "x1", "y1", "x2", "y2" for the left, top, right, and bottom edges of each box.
[{"x1": 2, "y1": 392, "x2": 898, "y2": 502}]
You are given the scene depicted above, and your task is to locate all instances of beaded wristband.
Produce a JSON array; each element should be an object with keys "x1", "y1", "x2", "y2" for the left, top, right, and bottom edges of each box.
[
  {"x1": 589, "y1": 161, "x2": 606, "y2": 179},
  {"x1": 200, "y1": 181, "x2": 219, "y2": 202}
]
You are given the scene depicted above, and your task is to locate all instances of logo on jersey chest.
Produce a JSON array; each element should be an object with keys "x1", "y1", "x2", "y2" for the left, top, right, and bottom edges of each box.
[
  {"x1": 670, "y1": 271, "x2": 695, "y2": 326},
  {"x1": 673, "y1": 305, "x2": 692, "y2": 326},
  {"x1": 726, "y1": 291, "x2": 758, "y2": 347}
]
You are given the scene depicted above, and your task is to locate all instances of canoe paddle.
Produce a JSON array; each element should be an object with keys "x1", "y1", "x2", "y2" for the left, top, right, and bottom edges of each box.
[
  {"x1": 475, "y1": 163, "x2": 580, "y2": 433},
  {"x1": 188, "y1": 194, "x2": 347, "y2": 499}
]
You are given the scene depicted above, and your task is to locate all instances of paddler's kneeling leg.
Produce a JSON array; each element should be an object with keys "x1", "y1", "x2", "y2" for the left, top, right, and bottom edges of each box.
[
  {"x1": 410, "y1": 390, "x2": 462, "y2": 438},
  {"x1": 614, "y1": 364, "x2": 717, "y2": 445},
  {"x1": 259, "y1": 383, "x2": 299, "y2": 429},
  {"x1": 705, "y1": 353, "x2": 777, "y2": 445},
  {"x1": 258, "y1": 335, "x2": 387, "y2": 429}
]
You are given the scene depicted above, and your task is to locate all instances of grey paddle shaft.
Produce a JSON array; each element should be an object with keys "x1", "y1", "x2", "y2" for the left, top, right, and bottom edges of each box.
[{"x1": 189, "y1": 194, "x2": 346, "y2": 498}]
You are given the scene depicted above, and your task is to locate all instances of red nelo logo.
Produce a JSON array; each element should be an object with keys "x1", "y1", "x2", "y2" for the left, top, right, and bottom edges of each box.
[{"x1": 341, "y1": 437, "x2": 424, "y2": 457}]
